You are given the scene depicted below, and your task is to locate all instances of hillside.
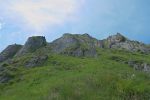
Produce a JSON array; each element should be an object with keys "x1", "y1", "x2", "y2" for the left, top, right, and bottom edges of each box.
[{"x1": 0, "y1": 33, "x2": 150, "y2": 100}]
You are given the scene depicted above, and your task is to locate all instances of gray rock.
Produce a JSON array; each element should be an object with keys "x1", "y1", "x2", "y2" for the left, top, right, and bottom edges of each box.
[
  {"x1": 110, "y1": 56, "x2": 150, "y2": 72},
  {"x1": 0, "y1": 44, "x2": 22, "y2": 63},
  {"x1": 25, "y1": 55, "x2": 48, "y2": 67},
  {"x1": 49, "y1": 33, "x2": 98, "y2": 57},
  {"x1": 0, "y1": 64, "x2": 15, "y2": 83},
  {"x1": 107, "y1": 33, "x2": 126, "y2": 44},
  {"x1": 103, "y1": 33, "x2": 149, "y2": 53},
  {"x1": 128, "y1": 60, "x2": 150, "y2": 72},
  {"x1": 0, "y1": 74, "x2": 12, "y2": 83},
  {"x1": 0, "y1": 76, "x2": 10, "y2": 83},
  {"x1": 16, "y1": 36, "x2": 47, "y2": 56}
]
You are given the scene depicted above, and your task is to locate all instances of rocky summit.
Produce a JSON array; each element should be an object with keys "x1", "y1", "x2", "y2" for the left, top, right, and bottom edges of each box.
[
  {"x1": 16, "y1": 36, "x2": 47, "y2": 56},
  {"x1": 0, "y1": 33, "x2": 149, "y2": 63},
  {"x1": 49, "y1": 33, "x2": 98, "y2": 57},
  {"x1": 103, "y1": 33, "x2": 149, "y2": 53}
]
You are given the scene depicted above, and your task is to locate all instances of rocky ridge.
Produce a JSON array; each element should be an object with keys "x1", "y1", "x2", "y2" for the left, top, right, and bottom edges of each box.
[
  {"x1": 103, "y1": 33, "x2": 149, "y2": 53},
  {"x1": 0, "y1": 33, "x2": 150, "y2": 83},
  {"x1": 0, "y1": 33, "x2": 150, "y2": 63}
]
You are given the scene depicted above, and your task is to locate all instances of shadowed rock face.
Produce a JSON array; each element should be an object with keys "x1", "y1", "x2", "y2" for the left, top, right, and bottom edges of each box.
[
  {"x1": 16, "y1": 36, "x2": 47, "y2": 56},
  {"x1": 25, "y1": 55, "x2": 48, "y2": 68},
  {"x1": 49, "y1": 33, "x2": 98, "y2": 57},
  {"x1": 0, "y1": 44, "x2": 22, "y2": 62}
]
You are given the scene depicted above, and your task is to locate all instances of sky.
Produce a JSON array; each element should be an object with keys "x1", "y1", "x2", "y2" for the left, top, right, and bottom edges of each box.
[{"x1": 0, "y1": 0, "x2": 150, "y2": 51}]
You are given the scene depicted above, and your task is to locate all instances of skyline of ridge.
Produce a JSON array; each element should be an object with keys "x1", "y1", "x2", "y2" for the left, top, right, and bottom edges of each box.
[
  {"x1": 0, "y1": 0, "x2": 150, "y2": 51},
  {"x1": 0, "y1": 32, "x2": 149, "y2": 52}
]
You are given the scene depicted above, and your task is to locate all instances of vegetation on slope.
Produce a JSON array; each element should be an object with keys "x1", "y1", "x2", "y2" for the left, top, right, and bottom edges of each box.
[{"x1": 0, "y1": 49, "x2": 150, "y2": 100}]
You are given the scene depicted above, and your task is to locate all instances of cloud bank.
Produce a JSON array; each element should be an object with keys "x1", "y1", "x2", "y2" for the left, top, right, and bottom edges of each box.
[{"x1": 2, "y1": 0, "x2": 84, "y2": 32}]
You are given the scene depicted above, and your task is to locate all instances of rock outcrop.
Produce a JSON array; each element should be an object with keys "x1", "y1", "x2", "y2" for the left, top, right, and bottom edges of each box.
[
  {"x1": 110, "y1": 56, "x2": 150, "y2": 72},
  {"x1": 0, "y1": 63, "x2": 16, "y2": 83},
  {"x1": 25, "y1": 55, "x2": 48, "y2": 67},
  {"x1": 0, "y1": 44, "x2": 22, "y2": 62},
  {"x1": 0, "y1": 33, "x2": 149, "y2": 84},
  {"x1": 104, "y1": 33, "x2": 126, "y2": 48},
  {"x1": 16, "y1": 36, "x2": 47, "y2": 56},
  {"x1": 49, "y1": 33, "x2": 98, "y2": 57},
  {"x1": 103, "y1": 33, "x2": 149, "y2": 53},
  {"x1": 128, "y1": 61, "x2": 150, "y2": 72},
  {"x1": 0, "y1": 33, "x2": 149, "y2": 63}
]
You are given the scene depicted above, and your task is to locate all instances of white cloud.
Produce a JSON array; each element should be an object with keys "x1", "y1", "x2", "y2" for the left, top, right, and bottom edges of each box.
[{"x1": 4, "y1": 0, "x2": 84, "y2": 32}]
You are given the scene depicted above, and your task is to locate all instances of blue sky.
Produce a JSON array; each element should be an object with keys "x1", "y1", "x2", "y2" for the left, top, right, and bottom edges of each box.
[{"x1": 0, "y1": 0, "x2": 150, "y2": 51}]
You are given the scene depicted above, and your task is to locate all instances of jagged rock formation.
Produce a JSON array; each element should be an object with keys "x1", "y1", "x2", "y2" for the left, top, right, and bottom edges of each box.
[
  {"x1": 103, "y1": 33, "x2": 149, "y2": 53},
  {"x1": 49, "y1": 33, "x2": 98, "y2": 57},
  {"x1": 16, "y1": 36, "x2": 47, "y2": 56},
  {"x1": 103, "y1": 33, "x2": 126, "y2": 48},
  {"x1": 0, "y1": 32, "x2": 150, "y2": 84},
  {"x1": 1, "y1": 33, "x2": 149, "y2": 59},
  {"x1": 0, "y1": 32, "x2": 149, "y2": 60},
  {"x1": 0, "y1": 44, "x2": 22, "y2": 62}
]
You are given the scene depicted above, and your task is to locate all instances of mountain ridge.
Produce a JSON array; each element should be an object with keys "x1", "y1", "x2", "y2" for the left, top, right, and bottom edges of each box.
[{"x1": 0, "y1": 33, "x2": 149, "y2": 63}]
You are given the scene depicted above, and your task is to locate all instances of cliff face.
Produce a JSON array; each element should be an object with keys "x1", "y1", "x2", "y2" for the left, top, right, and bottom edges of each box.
[
  {"x1": 0, "y1": 44, "x2": 22, "y2": 62},
  {"x1": 49, "y1": 33, "x2": 98, "y2": 57},
  {"x1": 16, "y1": 36, "x2": 47, "y2": 56}
]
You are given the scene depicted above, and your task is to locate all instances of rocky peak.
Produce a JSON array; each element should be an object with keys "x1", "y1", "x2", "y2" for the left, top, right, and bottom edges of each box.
[
  {"x1": 49, "y1": 33, "x2": 98, "y2": 57},
  {"x1": 107, "y1": 33, "x2": 126, "y2": 43},
  {"x1": 0, "y1": 44, "x2": 22, "y2": 62},
  {"x1": 102, "y1": 33, "x2": 149, "y2": 53},
  {"x1": 16, "y1": 36, "x2": 47, "y2": 56}
]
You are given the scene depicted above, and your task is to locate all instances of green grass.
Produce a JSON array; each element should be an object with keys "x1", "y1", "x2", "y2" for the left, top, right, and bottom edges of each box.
[{"x1": 0, "y1": 49, "x2": 150, "y2": 100}]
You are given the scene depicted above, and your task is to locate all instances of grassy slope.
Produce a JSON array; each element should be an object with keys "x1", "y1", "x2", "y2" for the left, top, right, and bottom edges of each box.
[{"x1": 0, "y1": 49, "x2": 150, "y2": 100}]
